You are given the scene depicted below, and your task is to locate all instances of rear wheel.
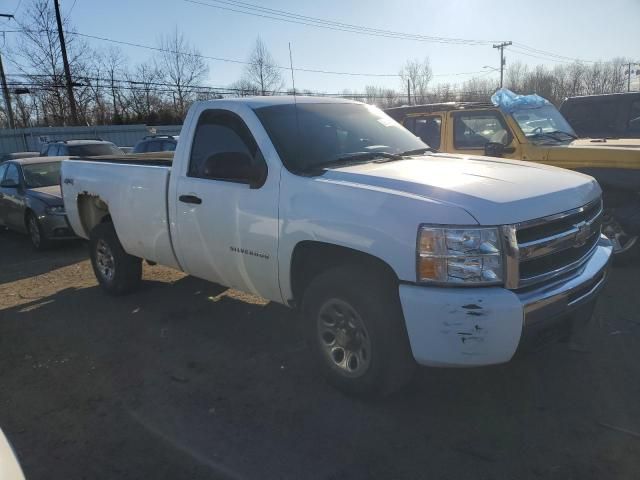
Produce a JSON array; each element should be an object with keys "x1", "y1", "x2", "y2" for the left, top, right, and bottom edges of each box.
[
  {"x1": 302, "y1": 265, "x2": 415, "y2": 397},
  {"x1": 89, "y1": 222, "x2": 142, "y2": 295},
  {"x1": 26, "y1": 212, "x2": 50, "y2": 251}
]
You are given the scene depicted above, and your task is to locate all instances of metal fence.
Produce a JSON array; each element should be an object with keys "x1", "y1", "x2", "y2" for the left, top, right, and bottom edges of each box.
[{"x1": 0, "y1": 124, "x2": 182, "y2": 155}]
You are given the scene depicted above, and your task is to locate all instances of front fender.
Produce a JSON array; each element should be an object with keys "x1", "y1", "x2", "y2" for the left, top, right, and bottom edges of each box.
[{"x1": 277, "y1": 171, "x2": 478, "y2": 302}]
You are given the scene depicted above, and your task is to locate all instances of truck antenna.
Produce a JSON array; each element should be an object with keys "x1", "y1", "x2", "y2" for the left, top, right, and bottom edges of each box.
[{"x1": 289, "y1": 42, "x2": 301, "y2": 164}]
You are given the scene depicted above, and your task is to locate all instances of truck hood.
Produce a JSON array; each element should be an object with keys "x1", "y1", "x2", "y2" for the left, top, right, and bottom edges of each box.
[
  {"x1": 321, "y1": 154, "x2": 600, "y2": 225},
  {"x1": 28, "y1": 185, "x2": 63, "y2": 205},
  {"x1": 544, "y1": 142, "x2": 640, "y2": 170},
  {"x1": 571, "y1": 138, "x2": 640, "y2": 149}
]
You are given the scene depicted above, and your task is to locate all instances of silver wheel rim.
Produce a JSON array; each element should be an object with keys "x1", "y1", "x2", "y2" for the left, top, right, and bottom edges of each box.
[
  {"x1": 28, "y1": 215, "x2": 40, "y2": 247},
  {"x1": 95, "y1": 239, "x2": 115, "y2": 281},
  {"x1": 317, "y1": 298, "x2": 371, "y2": 378},
  {"x1": 603, "y1": 212, "x2": 638, "y2": 254}
]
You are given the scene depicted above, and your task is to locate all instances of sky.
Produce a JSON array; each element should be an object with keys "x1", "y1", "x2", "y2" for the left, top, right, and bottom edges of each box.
[{"x1": 2, "y1": 0, "x2": 639, "y2": 93}]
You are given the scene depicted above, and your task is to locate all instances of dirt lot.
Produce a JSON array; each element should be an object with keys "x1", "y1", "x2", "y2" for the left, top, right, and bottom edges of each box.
[{"x1": 1, "y1": 231, "x2": 640, "y2": 480}]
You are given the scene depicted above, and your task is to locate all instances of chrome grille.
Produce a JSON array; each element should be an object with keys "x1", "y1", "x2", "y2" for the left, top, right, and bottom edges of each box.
[{"x1": 507, "y1": 198, "x2": 603, "y2": 289}]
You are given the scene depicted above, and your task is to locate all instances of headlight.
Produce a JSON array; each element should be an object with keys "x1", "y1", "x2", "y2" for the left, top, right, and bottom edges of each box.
[
  {"x1": 417, "y1": 226, "x2": 503, "y2": 284},
  {"x1": 45, "y1": 205, "x2": 66, "y2": 216}
]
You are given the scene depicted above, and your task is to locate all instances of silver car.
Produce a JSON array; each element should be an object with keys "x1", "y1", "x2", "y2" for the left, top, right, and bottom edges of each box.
[{"x1": 0, "y1": 157, "x2": 76, "y2": 250}]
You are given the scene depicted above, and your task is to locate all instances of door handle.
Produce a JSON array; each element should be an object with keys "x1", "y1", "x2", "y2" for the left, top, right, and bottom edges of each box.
[{"x1": 179, "y1": 194, "x2": 202, "y2": 205}]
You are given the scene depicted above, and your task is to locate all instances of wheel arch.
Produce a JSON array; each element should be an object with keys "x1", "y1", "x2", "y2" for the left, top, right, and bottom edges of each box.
[
  {"x1": 288, "y1": 240, "x2": 399, "y2": 308},
  {"x1": 77, "y1": 194, "x2": 111, "y2": 237}
]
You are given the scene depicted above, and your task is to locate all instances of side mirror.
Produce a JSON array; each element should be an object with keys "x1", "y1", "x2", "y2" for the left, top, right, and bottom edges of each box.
[
  {"x1": 202, "y1": 151, "x2": 267, "y2": 189},
  {"x1": 0, "y1": 179, "x2": 19, "y2": 188},
  {"x1": 484, "y1": 142, "x2": 505, "y2": 158}
]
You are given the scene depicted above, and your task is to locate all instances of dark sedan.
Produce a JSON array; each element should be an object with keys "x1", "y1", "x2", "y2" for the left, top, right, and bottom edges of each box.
[{"x1": 0, "y1": 157, "x2": 76, "y2": 250}]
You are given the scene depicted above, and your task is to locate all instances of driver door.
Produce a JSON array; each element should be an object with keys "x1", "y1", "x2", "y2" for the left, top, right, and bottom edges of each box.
[
  {"x1": 172, "y1": 108, "x2": 281, "y2": 302},
  {"x1": 446, "y1": 110, "x2": 521, "y2": 159}
]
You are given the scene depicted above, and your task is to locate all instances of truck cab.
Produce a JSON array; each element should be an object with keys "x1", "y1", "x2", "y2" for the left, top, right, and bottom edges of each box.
[{"x1": 386, "y1": 97, "x2": 640, "y2": 256}]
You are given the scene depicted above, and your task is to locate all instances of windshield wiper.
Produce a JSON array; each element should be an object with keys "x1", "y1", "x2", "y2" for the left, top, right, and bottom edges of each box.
[
  {"x1": 547, "y1": 130, "x2": 577, "y2": 140},
  {"x1": 531, "y1": 130, "x2": 576, "y2": 142},
  {"x1": 399, "y1": 147, "x2": 436, "y2": 156},
  {"x1": 317, "y1": 151, "x2": 403, "y2": 170}
]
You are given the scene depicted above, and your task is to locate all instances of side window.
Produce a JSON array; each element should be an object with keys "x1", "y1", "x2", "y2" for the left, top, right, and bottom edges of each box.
[
  {"x1": 46, "y1": 144, "x2": 59, "y2": 156},
  {"x1": 146, "y1": 140, "x2": 162, "y2": 152},
  {"x1": 134, "y1": 141, "x2": 148, "y2": 153},
  {"x1": 58, "y1": 145, "x2": 68, "y2": 156},
  {"x1": 0, "y1": 163, "x2": 8, "y2": 181},
  {"x1": 628, "y1": 100, "x2": 640, "y2": 133},
  {"x1": 453, "y1": 112, "x2": 511, "y2": 149},
  {"x1": 413, "y1": 116, "x2": 442, "y2": 150},
  {"x1": 188, "y1": 110, "x2": 264, "y2": 184},
  {"x1": 4, "y1": 164, "x2": 20, "y2": 185},
  {"x1": 162, "y1": 141, "x2": 176, "y2": 152}
]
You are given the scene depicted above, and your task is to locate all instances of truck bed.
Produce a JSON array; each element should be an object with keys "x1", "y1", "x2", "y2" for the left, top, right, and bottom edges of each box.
[{"x1": 61, "y1": 157, "x2": 180, "y2": 269}]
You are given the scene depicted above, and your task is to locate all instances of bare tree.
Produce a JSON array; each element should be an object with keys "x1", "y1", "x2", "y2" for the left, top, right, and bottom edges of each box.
[
  {"x1": 10, "y1": 0, "x2": 91, "y2": 125},
  {"x1": 229, "y1": 78, "x2": 259, "y2": 97},
  {"x1": 156, "y1": 28, "x2": 209, "y2": 118},
  {"x1": 244, "y1": 37, "x2": 283, "y2": 95},
  {"x1": 399, "y1": 57, "x2": 433, "y2": 104},
  {"x1": 103, "y1": 47, "x2": 128, "y2": 122},
  {"x1": 126, "y1": 62, "x2": 166, "y2": 122}
]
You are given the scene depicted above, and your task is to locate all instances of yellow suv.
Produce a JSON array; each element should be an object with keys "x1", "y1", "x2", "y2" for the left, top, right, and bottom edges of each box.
[{"x1": 386, "y1": 96, "x2": 640, "y2": 257}]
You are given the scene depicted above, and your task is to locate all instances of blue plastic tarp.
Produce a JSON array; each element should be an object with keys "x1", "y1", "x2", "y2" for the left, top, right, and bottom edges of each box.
[{"x1": 490, "y1": 88, "x2": 551, "y2": 113}]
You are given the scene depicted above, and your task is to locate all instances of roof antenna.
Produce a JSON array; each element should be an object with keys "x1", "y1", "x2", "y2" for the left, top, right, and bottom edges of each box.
[
  {"x1": 288, "y1": 42, "x2": 297, "y2": 99},
  {"x1": 288, "y1": 42, "x2": 302, "y2": 167}
]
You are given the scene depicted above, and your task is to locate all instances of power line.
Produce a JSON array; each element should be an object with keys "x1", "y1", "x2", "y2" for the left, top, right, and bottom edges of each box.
[
  {"x1": 508, "y1": 47, "x2": 580, "y2": 64},
  {"x1": 186, "y1": 0, "x2": 599, "y2": 67},
  {"x1": 512, "y1": 42, "x2": 594, "y2": 63},
  {"x1": 0, "y1": 28, "x2": 485, "y2": 78},
  {"x1": 184, "y1": 0, "x2": 498, "y2": 45}
]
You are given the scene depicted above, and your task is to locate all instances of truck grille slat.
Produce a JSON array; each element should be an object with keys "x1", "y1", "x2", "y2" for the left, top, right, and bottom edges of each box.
[{"x1": 514, "y1": 198, "x2": 603, "y2": 288}]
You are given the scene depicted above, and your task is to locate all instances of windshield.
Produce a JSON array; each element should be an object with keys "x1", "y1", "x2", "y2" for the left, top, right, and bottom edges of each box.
[
  {"x1": 511, "y1": 105, "x2": 576, "y2": 142},
  {"x1": 254, "y1": 103, "x2": 427, "y2": 173},
  {"x1": 68, "y1": 143, "x2": 122, "y2": 156},
  {"x1": 22, "y1": 161, "x2": 61, "y2": 188}
]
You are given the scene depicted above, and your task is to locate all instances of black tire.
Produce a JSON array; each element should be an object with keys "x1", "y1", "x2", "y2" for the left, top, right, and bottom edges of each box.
[
  {"x1": 26, "y1": 211, "x2": 50, "y2": 251},
  {"x1": 89, "y1": 222, "x2": 142, "y2": 295},
  {"x1": 602, "y1": 210, "x2": 639, "y2": 265},
  {"x1": 302, "y1": 264, "x2": 416, "y2": 397}
]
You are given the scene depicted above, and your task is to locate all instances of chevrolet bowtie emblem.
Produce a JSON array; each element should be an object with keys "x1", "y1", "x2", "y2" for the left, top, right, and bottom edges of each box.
[{"x1": 574, "y1": 221, "x2": 591, "y2": 247}]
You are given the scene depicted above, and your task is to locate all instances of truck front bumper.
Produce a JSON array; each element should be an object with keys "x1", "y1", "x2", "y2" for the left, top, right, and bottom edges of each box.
[{"x1": 399, "y1": 235, "x2": 613, "y2": 367}]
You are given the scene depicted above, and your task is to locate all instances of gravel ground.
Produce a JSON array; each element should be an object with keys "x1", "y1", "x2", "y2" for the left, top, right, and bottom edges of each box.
[{"x1": 1, "y1": 230, "x2": 640, "y2": 480}]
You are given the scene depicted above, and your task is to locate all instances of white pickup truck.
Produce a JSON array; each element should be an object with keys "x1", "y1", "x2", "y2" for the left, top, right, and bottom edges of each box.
[{"x1": 61, "y1": 97, "x2": 612, "y2": 396}]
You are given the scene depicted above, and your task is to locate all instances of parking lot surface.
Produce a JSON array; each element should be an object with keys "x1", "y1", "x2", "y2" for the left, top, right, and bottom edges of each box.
[{"x1": 1, "y1": 231, "x2": 640, "y2": 480}]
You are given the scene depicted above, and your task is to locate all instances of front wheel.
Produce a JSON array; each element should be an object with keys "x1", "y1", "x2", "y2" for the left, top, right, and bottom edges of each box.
[
  {"x1": 302, "y1": 265, "x2": 415, "y2": 397},
  {"x1": 89, "y1": 222, "x2": 142, "y2": 295},
  {"x1": 602, "y1": 210, "x2": 639, "y2": 262},
  {"x1": 26, "y1": 212, "x2": 50, "y2": 251}
]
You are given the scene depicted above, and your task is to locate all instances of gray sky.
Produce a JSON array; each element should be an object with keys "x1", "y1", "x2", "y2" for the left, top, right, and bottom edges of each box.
[{"x1": 4, "y1": 0, "x2": 640, "y2": 92}]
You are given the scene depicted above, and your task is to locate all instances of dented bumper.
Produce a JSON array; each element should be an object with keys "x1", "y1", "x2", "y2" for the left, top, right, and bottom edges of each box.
[{"x1": 399, "y1": 235, "x2": 613, "y2": 367}]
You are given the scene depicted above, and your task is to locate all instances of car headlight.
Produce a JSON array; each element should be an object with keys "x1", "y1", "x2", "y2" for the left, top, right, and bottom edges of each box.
[
  {"x1": 45, "y1": 205, "x2": 66, "y2": 216},
  {"x1": 417, "y1": 226, "x2": 503, "y2": 285}
]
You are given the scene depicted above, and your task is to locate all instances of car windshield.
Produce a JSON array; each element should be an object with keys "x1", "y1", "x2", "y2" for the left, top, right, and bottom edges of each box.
[
  {"x1": 67, "y1": 143, "x2": 122, "y2": 156},
  {"x1": 254, "y1": 103, "x2": 427, "y2": 173},
  {"x1": 22, "y1": 161, "x2": 61, "y2": 188},
  {"x1": 511, "y1": 105, "x2": 576, "y2": 142}
]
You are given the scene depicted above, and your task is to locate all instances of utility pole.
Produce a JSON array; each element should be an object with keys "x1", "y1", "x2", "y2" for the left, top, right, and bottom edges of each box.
[
  {"x1": 493, "y1": 41, "x2": 512, "y2": 88},
  {"x1": 53, "y1": 0, "x2": 79, "y2": 125},
  {"x1": 0, "y1": 13, "x2": 16, "y2": 129},
  {"x1": 407, "y1": 79, "x2": 411, "y2": 105}
]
